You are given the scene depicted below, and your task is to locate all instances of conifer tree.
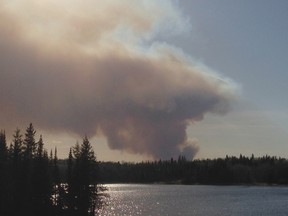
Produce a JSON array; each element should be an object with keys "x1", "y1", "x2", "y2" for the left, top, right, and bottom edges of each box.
[
  {"x1": 49, "y1": 149, "x2": 53, "y2": 161},
  {"x1": 8, "y1": 128, "x2": 26, "y2": 215},
  {"x1": 0, "y1": 130, "x2": 8, "y2": 215},
  {"x1": 0, "y1": 130, "x2": 7, "y2": 162},
  {"x1": 53, "y1": 147, "x2": 60, "y2": 185},
  {"x1": 66, "y1": 148, "x2": 74, "y2": 213},
  {"x1": 0, "y1": 125, "x2": 104, "y2": 216},
  {"x1": 67, "y1": 148, "x2": 73, "y2": 186},
  {"x1": 79, "y1": 136, "x2": 98, "y2": 215},
  {"x1": 20, "y1": 123, "x2": 37, "y2": 214},
  {"x1": 36, "y1": 135, "x2": 44, "y2": 158},
  {"x1": 69, "y1": 137, "x2": 98, "y2": 216},
  {"x1": 52, "y1": 147, "x2": 62, "y2": 210},
  {"x1": 9, "y1": 128, "x2": 23, "y2": 163},
  {"x1": 33, "y1": 135, "x2": 52, "y2": 215},
  {"x1": 23, "y1": 123, "x2": 37, "y2": 160}
]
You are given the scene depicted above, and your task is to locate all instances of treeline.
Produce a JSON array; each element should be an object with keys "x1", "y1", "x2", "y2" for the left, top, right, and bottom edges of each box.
[
  {"x1": 97, "y1": 155, "x2": 288, "y2": 185},
  {"x1": 0, "y1": 124, "x2": 102, "y2": 216},
  {"x1": 2, "y1": 124, "x2": 288, "y2": 214}
]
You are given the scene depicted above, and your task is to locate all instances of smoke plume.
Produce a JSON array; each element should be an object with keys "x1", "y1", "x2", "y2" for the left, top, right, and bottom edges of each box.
[{"x1": 0, "y1": 0, "x2": 238, "y2": 159}]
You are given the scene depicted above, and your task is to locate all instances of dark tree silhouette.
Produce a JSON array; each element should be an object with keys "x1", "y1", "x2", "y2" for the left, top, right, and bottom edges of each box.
[
  {"x1": 32, "y1": 135, "x2": 52, "y2": 215},
  {"x1": 67, "y1": 136, "x2": 98, "y2": 216},
  {"x1": 23, "y1": 123, "x2": 37, "y2": 160},
  {"x1": 0, "y1": 130, "x2": 7, "y2": 161},
  {"x1": 3, "y1": 123, "x2": 288, "y2": 215},
  {"x1": 8, "y1": 128, "x2": 27, "y2": 215},
  {"x1": 0, "y1": 130, "x2": 8, "y2": 215},
  {"x1": 0, "y1": 124, "x2": 103, "y2": 216},
  {"x1": 21, "y1": 123, "x2": 37, "y2": 213},
  {"x1": 96, "y1": 154, "x2": 288, "y2": 186}
]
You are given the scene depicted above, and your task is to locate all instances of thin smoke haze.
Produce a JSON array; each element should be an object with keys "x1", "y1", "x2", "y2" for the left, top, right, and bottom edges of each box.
[{"x1": 0, "y1": 0, "x2": 239, "y2": 159}]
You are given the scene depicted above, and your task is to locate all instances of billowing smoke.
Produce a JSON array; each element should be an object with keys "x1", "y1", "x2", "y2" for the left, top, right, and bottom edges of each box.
[{"x1": 0, "y1": 0, "x2": 238, "y2": 159}]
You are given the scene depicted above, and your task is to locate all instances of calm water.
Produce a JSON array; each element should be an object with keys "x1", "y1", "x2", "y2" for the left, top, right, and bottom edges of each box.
[{"x1": 98, "y1": 184, "x2": 288, "y2": 216}]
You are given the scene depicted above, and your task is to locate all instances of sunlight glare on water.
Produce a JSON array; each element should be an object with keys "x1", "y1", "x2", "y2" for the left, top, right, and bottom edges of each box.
[{"x1": 98, "y1": 184, "x2": 288, "y2": 216}]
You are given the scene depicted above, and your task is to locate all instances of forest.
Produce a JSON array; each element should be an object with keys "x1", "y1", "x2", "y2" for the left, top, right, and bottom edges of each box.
[
  {"x1": 0, "y1": 124, "x2": 104, "y2": 216},
  {"x1": 97, "y1": 154, "x2": 288, "y2": 185},
  {"x1": 1, "y1": 124, "x2": 288, "y2": 216}
]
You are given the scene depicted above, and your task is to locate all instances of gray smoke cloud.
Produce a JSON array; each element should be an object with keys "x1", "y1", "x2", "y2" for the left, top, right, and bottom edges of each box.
[{"x1": 0, "y1": 0, "x2": 238, "y2": 159}]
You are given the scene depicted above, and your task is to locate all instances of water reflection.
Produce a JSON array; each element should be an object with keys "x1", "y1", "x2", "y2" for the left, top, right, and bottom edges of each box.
[{"x1": 98, "y1": 184, "x2": 288, "y2": 216}]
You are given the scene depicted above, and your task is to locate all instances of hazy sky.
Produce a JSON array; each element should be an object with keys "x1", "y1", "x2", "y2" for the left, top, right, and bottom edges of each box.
[
  {"x1": 1, "y1": 0, "x2": 287, "y2": 161},
  {"x1": 175, "y1": 0, "x2": 288, "y2": 159}
]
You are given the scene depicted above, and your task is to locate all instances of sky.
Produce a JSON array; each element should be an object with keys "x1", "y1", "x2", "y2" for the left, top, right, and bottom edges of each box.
[{"x1": 0, "y1": 0, "x2": 287, "y2": 161}]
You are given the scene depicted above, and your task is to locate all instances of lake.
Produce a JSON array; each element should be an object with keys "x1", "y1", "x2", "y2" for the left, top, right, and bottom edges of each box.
[{"x1": 98, "y1": 184, "x2": 288, "y2": 216}]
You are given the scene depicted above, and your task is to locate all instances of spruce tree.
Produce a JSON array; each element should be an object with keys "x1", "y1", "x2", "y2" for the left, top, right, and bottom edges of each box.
[
  {"x1": 79, "y1": 136, "x2": 97, "y2": 215},
  {"x1": 8, "y1": 128, "x2": 26, "y2": 215},
  {"x1": 36, "y1": 135, "x2": 44, "y2": 158},
  {"x1": 0, "y1": 130, "x2": 7, "y2": 162},
  {"x1": 33, "y1": 135, "x2": 52, "y2": 215},
  {"x1": 10, "y1": 128, "x2": 23, "y2": 163},
  {"x1": 23, "y1": 123, "x2": 37, "y2": 160},
  {"x1": 52, "y1": 147, "x2": 62, "y2": 210},
  {"x1": 53, "y1": 148, "x2": 60, "y2": 185},
  {"x1": 0, "y1": 130, "x2": 8, "y2": 215},
  {"x1": 66, "y1": 148, "x2": 75, "y2": 213},
  {"x1": 22, "y1": 123, "x2": 37, "y2": 214},
  {"x1": 68, "y1": 137, "x2": 98, "y2": 216}
]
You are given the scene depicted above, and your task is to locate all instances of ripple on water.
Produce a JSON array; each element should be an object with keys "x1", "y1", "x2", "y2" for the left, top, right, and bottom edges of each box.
[{"x1": 98, "y1": 184, "x2": 288, "y2": 216}]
